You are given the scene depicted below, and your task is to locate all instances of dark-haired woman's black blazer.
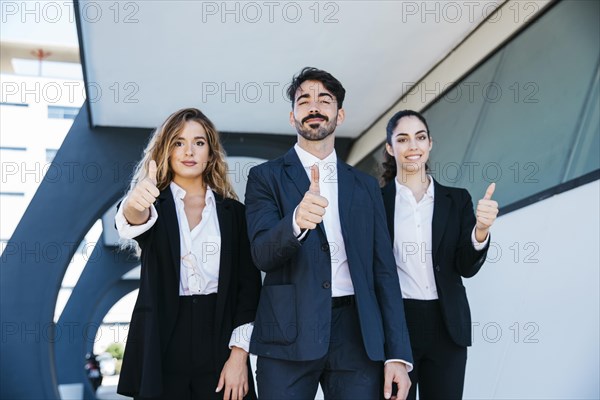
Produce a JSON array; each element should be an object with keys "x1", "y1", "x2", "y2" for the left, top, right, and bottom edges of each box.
[
  {"x1": 117, "y1": 187, "x2": 261, "y2": 398},
  {"x1": 382, "y1": 179, "x2": 489, "y2": 347}
]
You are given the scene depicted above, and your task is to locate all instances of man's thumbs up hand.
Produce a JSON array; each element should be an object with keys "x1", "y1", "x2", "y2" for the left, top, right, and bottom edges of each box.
[
  {"x1": 296, "y1": 164, "x2": 329, "y2": 231},
  {"x1": 309, "y1": 164, "x2": 320, "y2": 194}
]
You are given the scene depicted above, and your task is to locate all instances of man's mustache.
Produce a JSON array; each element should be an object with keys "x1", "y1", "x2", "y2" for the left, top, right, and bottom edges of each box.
[{"x1": 302, "y1": 114, "x2": 329, "y2": 124}]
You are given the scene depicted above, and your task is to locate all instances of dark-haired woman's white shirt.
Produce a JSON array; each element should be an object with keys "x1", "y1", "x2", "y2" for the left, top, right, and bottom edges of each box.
[{"x1": 393, "y1": 177, "x2": 488, "y2": 301}]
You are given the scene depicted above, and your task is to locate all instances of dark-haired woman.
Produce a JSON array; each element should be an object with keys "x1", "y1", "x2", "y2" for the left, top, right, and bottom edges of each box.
[{"x1": 381, "y1": 110, "x2": 498, "y2": 399}]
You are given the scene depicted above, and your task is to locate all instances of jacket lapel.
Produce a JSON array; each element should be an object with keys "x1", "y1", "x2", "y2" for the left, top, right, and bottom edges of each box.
[
  {"x1": 158, "y1": 187, "x2": 181, "y2": 280},
  {"x1": 214, "y1": 193, "x2": 231, "y2": 332},
  {"x1": 382, "y1": 180, "x2": 396, "y2": 242},
  {"x1": 337, "y1": 160, "x2": 354, "y2": 235},
  {"x1": 432, "y1": 179, "x2": 451, "y2": 261},
  {"x1": 283, "y1": 148, "x2": 310, "y2": 200}
]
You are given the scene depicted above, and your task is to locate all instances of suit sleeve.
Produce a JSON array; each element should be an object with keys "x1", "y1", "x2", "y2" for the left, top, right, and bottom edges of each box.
[
  {"x1": 114, "y1": 199, "x2": 156, "y2": 245},
  {"x1": 455, "y1": 189, "x2": 489, "y2": 278},
  {"x1": 368, "y1": 178, "x2": 414, "y2": 363},
  {"x1": 233, "y1": 203, "x2": 262, "y2": 328},
  {"x1": 244, "y1": 165, "x2": 304, "y2": 272}
]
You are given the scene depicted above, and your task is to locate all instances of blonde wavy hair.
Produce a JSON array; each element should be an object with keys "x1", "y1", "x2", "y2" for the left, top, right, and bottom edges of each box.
[
  {"x1": 121, "y1": 108, "x2": 237, "y2": 254},
  {"x1": 128, "y1": 107, "x2": 237, "y2": 200}
]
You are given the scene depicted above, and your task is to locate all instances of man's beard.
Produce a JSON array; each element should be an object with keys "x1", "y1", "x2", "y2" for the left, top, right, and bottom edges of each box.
[{"x1": 294, "y1": 114, "x2": 337, "y2": 141}]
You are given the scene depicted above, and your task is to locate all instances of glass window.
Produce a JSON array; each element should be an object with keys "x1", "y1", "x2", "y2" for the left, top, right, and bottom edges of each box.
[
  {"x1": 48, "y1": 105, "x2": 80, "y2": 120},
  {"x1": 0, "y1": 102, "x2": 28, "y2": 107},
  {"x1": 46, "y1": 149, "x2": 58, "y2": 163},
  {"x1": 356, "y1": 0, "x2": 600, "y2": 210}
]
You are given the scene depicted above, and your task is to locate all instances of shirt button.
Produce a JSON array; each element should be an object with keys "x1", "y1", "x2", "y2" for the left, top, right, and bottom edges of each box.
[
  {"x1": 321, "y1": 243, "x2": 330, "y2": 252},
  {"x1": 322, "y1": 281, "x2": 331, "y2": 289}
]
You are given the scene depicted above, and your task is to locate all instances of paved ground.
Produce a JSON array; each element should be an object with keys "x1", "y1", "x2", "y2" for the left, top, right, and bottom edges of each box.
[
  {"x1": 94, "y1": 358, "x2": 325, "y2": 399},
  {"x1": 96, "y1": 375, "x2": 128, "y2": 400}
]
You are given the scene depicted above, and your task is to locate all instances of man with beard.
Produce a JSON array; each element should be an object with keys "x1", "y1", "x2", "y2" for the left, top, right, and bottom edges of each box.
[{"x1": 244, "y1": 67, "x2": 413, "y2": 400}]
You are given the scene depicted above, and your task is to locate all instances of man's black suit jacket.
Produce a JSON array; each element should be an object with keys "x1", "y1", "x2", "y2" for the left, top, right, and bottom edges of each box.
[{"x1": 245, "y1": 148, "x2": 413, "y2": 364}]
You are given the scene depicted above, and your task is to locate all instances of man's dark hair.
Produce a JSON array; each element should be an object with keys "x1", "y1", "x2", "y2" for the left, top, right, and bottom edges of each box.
[{"x1": 286, "y1": 67, "x2": 346, "y2": 110}]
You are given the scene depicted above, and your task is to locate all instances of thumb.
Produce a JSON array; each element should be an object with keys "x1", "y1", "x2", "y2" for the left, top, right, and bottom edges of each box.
[
  {"x1": 309, "y1": 164, "x2": 320, "y2": 194},
  {"x1": 383, "y1": 372, "x2": 392, "y2": 399},
  {"x1": 148, "y1": 160, "x2": 158, "y2": 185},
  {"x1": 215, "y1": 372, "x2": 224, "y2": 392},
  {"x1": 483, "y1": 182, "x2": 496, "y2": 200}
]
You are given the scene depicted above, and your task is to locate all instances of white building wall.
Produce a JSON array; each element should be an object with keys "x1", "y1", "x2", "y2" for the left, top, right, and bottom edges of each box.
[
  {"x1": 464, "y1": 180, "x2": 600, "y2": 399},
  {"x1": 1, "y1": 73, "x2": 85, "y2": 240}
]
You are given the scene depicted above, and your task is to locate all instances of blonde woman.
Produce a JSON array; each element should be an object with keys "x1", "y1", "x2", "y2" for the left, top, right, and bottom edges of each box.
[{"x1": 115, "y1": 108, "x2": 261, "y2": 400}]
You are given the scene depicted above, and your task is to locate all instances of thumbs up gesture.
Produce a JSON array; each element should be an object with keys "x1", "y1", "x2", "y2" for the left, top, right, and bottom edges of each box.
[
  {"x1": 475, "y1": 182, "x2": 499, "y2": 241},
  {"x1": 295, "y1": 164, "x2": 329, "y2": 230},
  {"x1": 124, "y1": 160, "x2": 161, "y2": 221}
]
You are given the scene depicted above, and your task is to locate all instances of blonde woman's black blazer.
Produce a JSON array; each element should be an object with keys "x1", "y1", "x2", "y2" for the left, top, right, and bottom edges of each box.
[{"x1": 117, "y1": 187, "x2": 261, "y2": 398}]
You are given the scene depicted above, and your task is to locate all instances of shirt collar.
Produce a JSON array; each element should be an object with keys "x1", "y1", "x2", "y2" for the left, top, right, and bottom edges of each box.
[
  {"x1": 169, "y1": 181, "x2": 215, "y2": 206},
  {"x1": 294, "y1": 143, "x2": 337, "y2": 168},
  {"x1": 394, "y1": 175, "x2": 435, "y2": 200}
]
